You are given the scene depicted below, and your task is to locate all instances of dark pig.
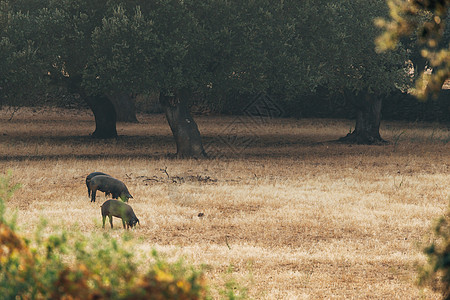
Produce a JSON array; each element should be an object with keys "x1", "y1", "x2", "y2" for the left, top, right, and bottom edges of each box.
[
  {"x1": 101, "y1": 199, "x2": 140, "y2": 229},
  {"x1": 89, "y1": 175, "x2": 133, "y2": 202},
  {"x1": 86, "y1": 172, "x2": 111, "y2": 197}
]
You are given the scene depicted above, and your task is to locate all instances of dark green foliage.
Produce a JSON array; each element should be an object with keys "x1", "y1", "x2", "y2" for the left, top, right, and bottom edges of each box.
[
  {"x1": 0, "y1": 2, "x2": 45, "y2": 106},
  {"x1": 2, "y1": 0, "x2": 429, "y2": 125},
  {"x1": 197, "y1": 0, "x2": 409, "y2": 116},
  {"x1": 316, "y1": 1, "x2": 409, "y2": 96},
  {"x1": 418, "y1": 203, "x2": 450, "y2": 299}
]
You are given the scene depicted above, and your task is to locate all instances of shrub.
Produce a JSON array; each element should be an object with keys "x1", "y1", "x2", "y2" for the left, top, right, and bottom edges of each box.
[
  {"x1": 418, "y1": 202, "x2": 450, "y2": 299},
  {"x1": 0, "y1": 171, "x2": 213, "y2": 299}
]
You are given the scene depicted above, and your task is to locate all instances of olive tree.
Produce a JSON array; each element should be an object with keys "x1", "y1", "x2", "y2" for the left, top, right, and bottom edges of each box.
[
  {"x1": 2, "y1": 0, "x2": 139, "y2": 137},
  {"x1": 313, "y1": 1, "x2": 409, "y2": 144},
  {"x1": 84, "y1": 2, "x2": 207, "y2": 157}
]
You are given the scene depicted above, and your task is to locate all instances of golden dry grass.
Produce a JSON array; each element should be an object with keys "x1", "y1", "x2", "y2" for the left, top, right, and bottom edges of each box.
[{"x1": 0, "y1": 106, "x2": 449, "y2": 299}]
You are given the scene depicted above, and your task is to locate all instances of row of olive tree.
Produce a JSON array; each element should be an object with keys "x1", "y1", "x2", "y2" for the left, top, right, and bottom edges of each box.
[{"x1": 1, "y1": 0, "x2": 410, "y2": 157}]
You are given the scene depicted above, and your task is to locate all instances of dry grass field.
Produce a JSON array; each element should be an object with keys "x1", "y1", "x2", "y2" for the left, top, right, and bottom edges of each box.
[{"x1": 0, "y1": 106, "x2": 449, "y2": 299}]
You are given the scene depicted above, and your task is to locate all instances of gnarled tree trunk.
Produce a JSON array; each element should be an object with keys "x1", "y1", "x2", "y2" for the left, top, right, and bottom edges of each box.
[
  {"x1": 108, "y1": 93, "x2": 138, "y2": 123},
  {"x1": 85, "y1": 95, "x2": 118, "y2": 139},
  {"x1": 160, "y1": 91, "x2": 206, "y2": 158},
  {"x1": 67, "y1": 75, "x2": 118, "y2": 139},
  {"x1": 339, "y1": 92, "x2": 386, "y2": 144}
]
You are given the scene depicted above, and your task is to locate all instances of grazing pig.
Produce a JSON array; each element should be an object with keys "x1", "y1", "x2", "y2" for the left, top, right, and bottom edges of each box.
[
  {"x1": 89, "y1": 175, "x2": 133, "y2": 203},
  {"x1": 86, "y1": 172, "x2": 111, "y2": 197},
  {"x1": 101, "y1": 199, "x2": 140, "y2": 229}
]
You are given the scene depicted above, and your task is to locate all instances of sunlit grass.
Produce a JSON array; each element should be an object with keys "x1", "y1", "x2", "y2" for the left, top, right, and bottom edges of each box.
[{"x1": 0, "y1": 106, "x2": 448, "y2": 298}]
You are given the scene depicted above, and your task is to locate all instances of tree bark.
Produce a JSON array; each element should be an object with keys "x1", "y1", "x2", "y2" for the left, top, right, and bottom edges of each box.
[
  {"x1": 108, "y1": 93, "x2": 138, "y2": 123},
  {"x1": 159, "y1": 91, "x2": 206, "y2": 158},
  {"x1": 84, "y1": 95, "x2": 118, "y2": 139},
  {"x1": 339, "y1": 92, "x2": 386, "y2": 144},
  {"x1": 67, "y1": 75, "x2": 118, "y2": 139}
]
